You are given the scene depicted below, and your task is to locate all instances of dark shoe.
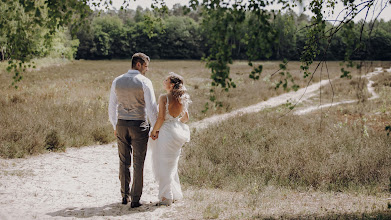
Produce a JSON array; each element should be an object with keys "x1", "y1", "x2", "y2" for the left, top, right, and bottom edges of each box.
[
  {"x1": 131, "y1": 201, "x2": 142, "y2": 208},
  {"x1": 122, "y1": 197, "x2": 130, "y2": 205}
]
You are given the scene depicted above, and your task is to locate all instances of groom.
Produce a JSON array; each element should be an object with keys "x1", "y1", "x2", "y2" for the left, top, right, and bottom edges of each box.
[{"x1": 108, "y1": 52, "x2": 158, "y2": 208}]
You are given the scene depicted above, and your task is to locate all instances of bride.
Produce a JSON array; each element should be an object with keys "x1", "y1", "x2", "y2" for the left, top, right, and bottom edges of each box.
[{"x1": 150, "y1": 72, "x2": 191, "y2": 206}]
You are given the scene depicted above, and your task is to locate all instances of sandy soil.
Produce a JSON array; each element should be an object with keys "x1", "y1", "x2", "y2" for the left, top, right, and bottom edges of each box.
[
  {"x1": 0, "y1": 67, "x2": 388, "y2": 219},
  {"x1": 0, "y1": 145, "x2": 168, "y2": 220}
]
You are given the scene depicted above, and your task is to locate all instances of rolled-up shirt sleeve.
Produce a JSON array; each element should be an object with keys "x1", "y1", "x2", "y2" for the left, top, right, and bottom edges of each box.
[
  {"x1": 108, "y1": 79, "x2": 118, "y2": 130},
  {"x1": 142, "y1": 79, "x2": 158, "y2": 127}
]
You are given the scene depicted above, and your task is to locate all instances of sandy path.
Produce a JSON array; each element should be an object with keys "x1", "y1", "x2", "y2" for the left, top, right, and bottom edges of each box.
[
  {"x1": 191, "y1": 67, "x2": 386, "y2": 129},
  {"x1": 294, "y1": 67, "x2": 386, "y2": 115},
  {"x1": 0, "y1": 145, "x2": 170, "y2": 220},
  {"x1": 191, "y1": 77, "x2": 331, "y2": 129},
  {"x1": 0, "y1": 67, "x2": 386, "y2": 219}
]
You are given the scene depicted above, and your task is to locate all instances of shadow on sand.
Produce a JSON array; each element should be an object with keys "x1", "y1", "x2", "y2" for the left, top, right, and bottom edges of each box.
[{"x1": 47, "y1": 201, "x2": 160, "y2": 218}]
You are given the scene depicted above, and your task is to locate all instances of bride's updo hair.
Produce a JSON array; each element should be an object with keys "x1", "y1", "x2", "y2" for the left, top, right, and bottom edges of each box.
[{"x1": 168, "y1": 72, "x2": 191, "y2": 109}]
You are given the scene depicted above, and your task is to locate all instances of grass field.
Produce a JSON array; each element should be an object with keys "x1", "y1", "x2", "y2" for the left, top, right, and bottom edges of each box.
[
  {"x1": 0, "y1": 59, "x2": 389, "y2": 160},
  {"x1": 1, "y1": 59, "x2": 391, "y2": 218}
]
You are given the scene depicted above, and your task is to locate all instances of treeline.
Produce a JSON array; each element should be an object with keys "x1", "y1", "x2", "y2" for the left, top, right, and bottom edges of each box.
[
  {"x1": 75, "y1": 5, "x2": 391, "y2": 61},
  {"x1": 2, "y1": 2, "x2": 391, "y2": 62},
  {"x1": 76, "y1": 5, "x2": 205, "y2": 60}
]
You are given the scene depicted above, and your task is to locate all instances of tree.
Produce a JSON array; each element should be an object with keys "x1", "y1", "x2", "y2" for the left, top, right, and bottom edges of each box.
[
  {"x1": 273, "y1": 12, "x2": 299, "y2": 60},
  {"x1": 159, "y1": 16, "x2": 204, "y2": 59},
  {"x1": 0, "y1": 0, "x2": 49, "y2": 86},
  {"x1": 368, "y1": 28, "x2": 391, "y2": 60},
  {"x1": 0, "y1": 0, "x2": 127, "y2": 87},
  {"x1": 90, "y1": 15, "x2": 127, "y2": 59}
]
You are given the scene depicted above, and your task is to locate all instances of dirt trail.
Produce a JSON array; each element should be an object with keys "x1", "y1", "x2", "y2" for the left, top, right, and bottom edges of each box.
[
  {"x1": 0, "y1": 67, "x2": 387, "y2": 220},
  {"x1": 294, "y1": 67, "x2": 386, "y2": 115},
  {"x1": 190, "y1": 77, "x2": 330, "y2": 129}
]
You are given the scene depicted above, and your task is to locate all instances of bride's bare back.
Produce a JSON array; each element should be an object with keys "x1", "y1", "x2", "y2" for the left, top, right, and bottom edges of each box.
[{"x1": 166, "y1": 94, "x2": 183, "y2": 118}]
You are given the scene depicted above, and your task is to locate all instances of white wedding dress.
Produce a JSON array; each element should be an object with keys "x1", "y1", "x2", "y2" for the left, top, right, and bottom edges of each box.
[{"x1": 149, "y1": 96, "x2": 190, "y2": 202}]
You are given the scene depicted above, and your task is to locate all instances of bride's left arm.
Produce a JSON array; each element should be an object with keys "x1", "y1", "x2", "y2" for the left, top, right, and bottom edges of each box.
[{"x1": 151, "y1": 95, "x2": 166, "y2": 139}]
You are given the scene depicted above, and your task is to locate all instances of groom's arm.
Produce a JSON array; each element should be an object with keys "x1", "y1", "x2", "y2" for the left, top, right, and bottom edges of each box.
[
  {"x1": 142, "y1": 79, "x2": 158, "y2": 128},
  {"x1": 108, "y1": 79, "x2": 118, "y2": 132}
]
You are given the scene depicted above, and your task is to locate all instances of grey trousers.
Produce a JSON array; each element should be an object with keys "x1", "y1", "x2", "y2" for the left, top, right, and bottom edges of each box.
[{"x1": 116, "y1": 119, "x2": 149, "y2": 202}]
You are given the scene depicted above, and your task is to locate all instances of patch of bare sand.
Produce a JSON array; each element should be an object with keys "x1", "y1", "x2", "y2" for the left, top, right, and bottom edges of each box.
[{"x1": 0, "y1": 145, "x2": 170, "y2": 219}]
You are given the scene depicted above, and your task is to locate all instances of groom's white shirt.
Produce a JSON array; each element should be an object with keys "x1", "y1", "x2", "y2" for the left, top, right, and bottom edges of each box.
[{"x1": 108, "y1": 69, "x2": 158, "y2": 130}]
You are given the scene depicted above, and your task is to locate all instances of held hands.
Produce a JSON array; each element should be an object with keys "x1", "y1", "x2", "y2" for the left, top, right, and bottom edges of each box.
[
  {"x1": 116, "y1": 129, "x2": 159, "y2": 140},
  {"x1": 150, "y1": 130, "x2": 159, "y2": 140}
]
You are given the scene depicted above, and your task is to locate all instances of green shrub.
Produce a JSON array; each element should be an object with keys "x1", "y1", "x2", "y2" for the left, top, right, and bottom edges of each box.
[
  {"x1": 45, "y1": 130, "x2": 64, "y2": 151},
  {"x1": 91, "y1": 127, "x2": 111, "y2": 144}
]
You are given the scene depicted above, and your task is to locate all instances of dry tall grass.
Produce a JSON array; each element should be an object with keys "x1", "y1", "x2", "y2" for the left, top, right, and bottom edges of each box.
[
  {"x1": 180, "y1": 68, "x2": 391, "y2": 193},
  {"x1": 0, "y1": 60, "x2": 123, "y2": 158},
  {"x1": 0, "y1": 59, "x2": 386, "y2": 158},
  {"x1": 181, "y1": 109, "x2": 391, "y2": 192}
]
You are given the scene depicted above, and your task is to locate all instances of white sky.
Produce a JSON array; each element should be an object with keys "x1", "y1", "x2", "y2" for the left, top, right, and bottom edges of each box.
[{"x1": 106, "y1": 0, "x2": 391, "y2": 22}]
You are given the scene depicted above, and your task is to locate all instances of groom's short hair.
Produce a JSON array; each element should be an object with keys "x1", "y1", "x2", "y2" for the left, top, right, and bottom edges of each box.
[{"x1": 132, "y1": 53, "x2": 150, "y2": 68}]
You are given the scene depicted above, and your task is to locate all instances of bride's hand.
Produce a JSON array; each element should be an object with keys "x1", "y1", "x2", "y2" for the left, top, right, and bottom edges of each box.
[{"x1": 150, "y1": 130, "x2": 159, "y2": 140}]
